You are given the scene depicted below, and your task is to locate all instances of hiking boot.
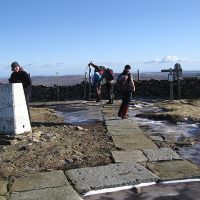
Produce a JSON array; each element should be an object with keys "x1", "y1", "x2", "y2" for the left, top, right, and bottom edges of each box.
[
  {"x1": 106, "y1": 100, "x2": 112, "y2": 104},
  {"x1": 121, "y1": 106, "x2": 129, "y2": 119}
]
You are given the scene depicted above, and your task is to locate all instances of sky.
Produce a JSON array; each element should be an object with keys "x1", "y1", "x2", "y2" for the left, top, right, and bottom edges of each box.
[{"x1": 0, "y1": 0, "x2": 200, "y2": 77}]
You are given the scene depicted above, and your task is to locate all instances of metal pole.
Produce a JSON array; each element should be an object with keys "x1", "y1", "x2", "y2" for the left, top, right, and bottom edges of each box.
[
  {"x1": 28, "y1": 73, "x2": 31, "y2": 102},
  {"x1": 56, "y1": 72, "x2": 59, "y2": 101},
  {"x1": 88, "y1": 66, "x2": 91, "y2": 100},
  {"x1": 137, "y1": 69, "x2": 140, "y2": 81},
  {"x1": 84, "y1": 72, "x2": 87, "y2": 100}
]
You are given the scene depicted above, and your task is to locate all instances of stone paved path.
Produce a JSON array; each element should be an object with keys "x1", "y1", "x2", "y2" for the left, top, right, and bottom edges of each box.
[{"x1": 1, "y1": 101, "x2": 200, "y2": 200}]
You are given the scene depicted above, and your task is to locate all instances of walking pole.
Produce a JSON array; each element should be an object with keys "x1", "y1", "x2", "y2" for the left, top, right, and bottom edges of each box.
[{"x1": 88, "y1": 66, "x2": 91, "y2": 100}]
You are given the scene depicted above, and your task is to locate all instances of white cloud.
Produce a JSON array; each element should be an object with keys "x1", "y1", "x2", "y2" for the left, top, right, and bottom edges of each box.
[{"x1": 143, "y1": 56, "x2": 186, "y2": 64}]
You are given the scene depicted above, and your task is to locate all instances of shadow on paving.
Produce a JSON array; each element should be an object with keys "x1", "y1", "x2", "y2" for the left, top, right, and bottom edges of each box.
[{"x1": 83, "y1": 181, "x2": 200, "y2": 200}]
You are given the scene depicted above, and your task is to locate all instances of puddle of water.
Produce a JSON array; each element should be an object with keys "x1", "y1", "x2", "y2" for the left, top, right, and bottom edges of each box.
[
  {"x1": 62, "y1": 110, "x2": 102, "y2": 125},
  {"x1": 179, "y1": 144, "x2": 200, "y2": 166},
  {"x1": 55, "y1": 105, "x2": 103, "y2": 125}
]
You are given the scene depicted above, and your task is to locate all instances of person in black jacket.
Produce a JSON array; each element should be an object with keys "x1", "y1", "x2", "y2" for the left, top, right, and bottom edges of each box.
[
  {"x1": 117, "y1": 65, "x2": 135, "y2": 119},
  {"x1": 9, "y1": 61, "x2": 32, "y2": 104}
]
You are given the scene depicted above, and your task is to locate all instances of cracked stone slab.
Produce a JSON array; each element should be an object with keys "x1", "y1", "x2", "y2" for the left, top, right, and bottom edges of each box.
[
  {"x1": 0, "y1": 179, "x2": 7, "y2": 196},
  {"x1": 111, "y1": 150, "x2": 148, "y2": 163},
  {"x1": 9, "y1": 185, "x2": 81, "y2": 200},
  {"x1": 65, "y1": 162, "x2": 159, "y2": 193},
  {"x1": 147, "y1": 160, "x2": 200, "y2": 180},
  {"x1": 143, "y1": 148, "x2": 182, "y2": 162},
  {"x1": 11, "y1": 170, "x2": 70, "y2": 192}
]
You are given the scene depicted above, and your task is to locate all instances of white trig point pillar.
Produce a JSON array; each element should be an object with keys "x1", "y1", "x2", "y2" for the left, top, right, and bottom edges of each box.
[{"x1": 0, "y1": 83, "x2": 32, "y2": 135}]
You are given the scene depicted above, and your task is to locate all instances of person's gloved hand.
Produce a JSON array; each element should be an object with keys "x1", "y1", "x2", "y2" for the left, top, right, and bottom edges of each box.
[{"x1": 88, "y1": 61, "x2": 92, "y2": 67}]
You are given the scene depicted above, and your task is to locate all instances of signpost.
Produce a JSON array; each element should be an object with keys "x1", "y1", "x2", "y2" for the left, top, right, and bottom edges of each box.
[{"x1": 161, "y1": 63, "x2": 182, "y2": 101}]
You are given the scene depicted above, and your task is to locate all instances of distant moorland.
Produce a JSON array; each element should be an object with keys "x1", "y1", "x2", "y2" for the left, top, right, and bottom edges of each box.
[{"x1": 0, "y1": 71, "x2": 199, "y2": 86}]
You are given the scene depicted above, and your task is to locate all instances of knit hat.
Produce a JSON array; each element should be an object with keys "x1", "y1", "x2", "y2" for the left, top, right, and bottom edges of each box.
[
  {"x1": 11, "y1": 61, "x2": 20, "y2": 69},
  {"x1": 124, "y1": 65, "x2": 131, "y2": 70}
]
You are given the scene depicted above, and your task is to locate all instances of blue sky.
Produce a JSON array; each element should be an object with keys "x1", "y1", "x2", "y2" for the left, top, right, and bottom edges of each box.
[{"x1": 0, "y1": 0, "x2": 200, "y2": 77}]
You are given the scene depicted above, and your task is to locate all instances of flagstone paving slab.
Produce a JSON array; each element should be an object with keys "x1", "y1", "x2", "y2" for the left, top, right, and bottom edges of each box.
[
  {"x1": 150, "y1": 135, "x2": 164, "y2": 142},
  {"x1": 105, "y1": 119, "x2": 137, "y2": 128},
  {"x1": 65, "y1": 162, "x2": 159, "y2": 193},
  {"x1": 11, "y1": 170, "x2": 70, "y2": 192},
  {"x1": 143, "y1": 148, "x2": 182, "y2": 162},
  {"x1": 9, "y1": 185, "x2": 81, "y2": 200},
  {"x1": 111, "y1": 150, "x2": 148, "y2": 163},
  {"x1": 0, "y1": 179, "x2": 7, "y2": 196},
  {"x1": 112, "y1": 134, "x2": 158, "y2": 150},
  {"x1": 147, "y1": 160, "x2": 200, "y2": 180},
  {"x1": 107, "y1": 126, "x2": 144, "y2": 136},
  {"x1": 0, "y1": 196, "x2": 6, "y2": 200}
]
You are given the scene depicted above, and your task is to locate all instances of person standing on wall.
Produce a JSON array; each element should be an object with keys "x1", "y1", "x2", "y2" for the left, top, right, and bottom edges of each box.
[
  {"x1": 88, "y1": 62, "x2": 115, "y2": 104},
  {"x1": 9, "y1": 61, "x2": 32, "y2": 105},
  {"x1": 117, "y1": 65, "x2": 135, "y2": 119}
]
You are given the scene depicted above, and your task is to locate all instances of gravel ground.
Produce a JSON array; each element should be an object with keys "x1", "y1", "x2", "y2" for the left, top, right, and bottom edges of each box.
[{"x1": 0, "y1": 106, "x2": 116, "y2": 178}]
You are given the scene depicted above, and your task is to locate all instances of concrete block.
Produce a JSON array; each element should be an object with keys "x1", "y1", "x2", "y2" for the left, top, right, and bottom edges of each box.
[{"x1": 0, "y1": 83, "x2": 31, "y2": 135}]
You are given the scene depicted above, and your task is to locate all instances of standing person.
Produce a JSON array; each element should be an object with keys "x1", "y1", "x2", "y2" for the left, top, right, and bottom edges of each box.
[
  {"x1": 88, "y1": 62, "x2": 104, "y2": 102},
  {"x1": 88, "y1": 62, "x2": 115, "y2": 104},
  {"x1": 100, "y1": 68, "x2": 115, "y2": 104},
  {"x1": 117, "y1": 65, "x2": 135, "y2": 119},
  {"x1": 9, "y1": 61, "x2": 32, "y2": 105}
]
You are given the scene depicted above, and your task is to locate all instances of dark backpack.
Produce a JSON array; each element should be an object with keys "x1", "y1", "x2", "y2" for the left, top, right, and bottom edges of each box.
[
  {"x1": 107, "y1": 69, "x2": 114, "y2": 81},
  {"x1": 117, "y1": 72, "x2": 131, "y2": 91}
]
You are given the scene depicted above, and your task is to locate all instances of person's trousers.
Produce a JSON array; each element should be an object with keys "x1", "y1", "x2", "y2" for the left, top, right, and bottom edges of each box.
[
  {"x1": 106, "y1": 83, "x2": 114, "y2": 103},
  {"x1": 118, "y1": 90, "x2": 132, "y2": 118}
]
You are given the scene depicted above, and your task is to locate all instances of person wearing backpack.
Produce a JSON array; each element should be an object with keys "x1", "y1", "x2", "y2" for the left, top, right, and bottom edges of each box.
[
  {"x1": 92, "y1": 67, "x2": 102, "y2": 102},
  {"x1": 100, "y1": 68, "x2": 115, "y2": 104},
  {"x1": 88, "y1": 62, "x2": 115, "y2": 104},
  {"x1": 117, "y1": 65, "x2": 135, "y2": 119}
]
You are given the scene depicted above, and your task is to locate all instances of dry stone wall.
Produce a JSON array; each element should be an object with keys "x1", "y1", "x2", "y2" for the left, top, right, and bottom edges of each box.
[{"x1": 30, "y1": 78, "x2": 200, "y2": 102}]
